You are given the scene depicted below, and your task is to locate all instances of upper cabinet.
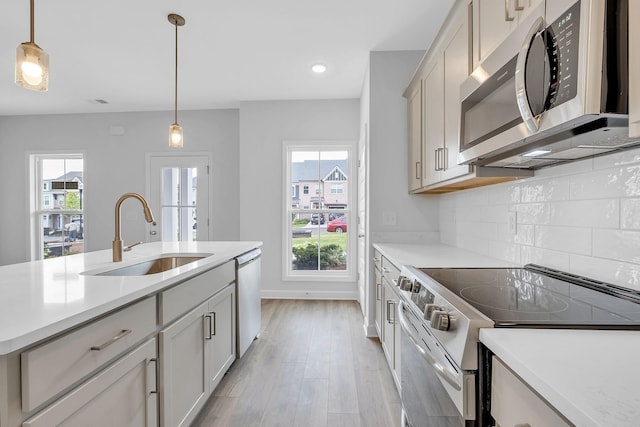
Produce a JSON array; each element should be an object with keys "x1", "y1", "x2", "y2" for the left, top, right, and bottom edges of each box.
[
  {"x1": 472, "y1": 0, "x2": 543, "y2": 69},
  {"x1": 403, "y1": 0, "x2": 532, "y2": 194}
]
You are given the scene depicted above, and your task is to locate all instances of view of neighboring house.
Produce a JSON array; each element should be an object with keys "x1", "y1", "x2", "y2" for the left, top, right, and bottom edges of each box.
[
  {"x1": 291, "y1": 159, "x2": 348, "y2": 213},
  {"x1": 42, "y1": 171, "x2": 84, "y2": 234}
]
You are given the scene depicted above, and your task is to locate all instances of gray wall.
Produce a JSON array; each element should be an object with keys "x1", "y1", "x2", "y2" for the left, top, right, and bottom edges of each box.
[
  {"x1": 368, "y1": 51, "x2": 440, "y2": 243},
  {"x1": 0, "y1": 109, "x2": 239, "y2": 266},
  {"x1": 238, "y1": 99, "x2": 360, "y2": 298}
]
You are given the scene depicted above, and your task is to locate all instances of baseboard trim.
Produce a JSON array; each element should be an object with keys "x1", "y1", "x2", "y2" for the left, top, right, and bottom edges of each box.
[
  {"x1": 363, "y1": 323, "x2": 378, "y2": 338},
  {"x1": 261, "y1": 290, "x2": 359, "y2": 300}
]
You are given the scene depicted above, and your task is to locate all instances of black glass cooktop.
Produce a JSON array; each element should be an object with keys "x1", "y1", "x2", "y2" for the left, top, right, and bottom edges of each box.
[{"x1": 420, "y1": 264, "x2": 640, "y2": 328}]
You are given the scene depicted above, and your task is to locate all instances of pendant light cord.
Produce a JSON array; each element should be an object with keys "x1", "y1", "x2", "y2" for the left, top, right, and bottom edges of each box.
[
  {"x1": 174, "y1": 21, "x2": 178, "y2": 125},
  {"x1": 30, "y1": 0, "x2": 35, "y2": 43}
]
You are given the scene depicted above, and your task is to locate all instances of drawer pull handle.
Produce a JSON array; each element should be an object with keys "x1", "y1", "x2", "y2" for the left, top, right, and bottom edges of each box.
[{"x1": 90, "y1": 329, "x2": 132, "y2": 351}]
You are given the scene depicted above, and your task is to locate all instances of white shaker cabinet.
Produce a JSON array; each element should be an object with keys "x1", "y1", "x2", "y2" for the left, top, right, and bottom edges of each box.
[
  {"x1": 159, "y1": 283, "x2": 236, "y2": 427},
  {"x1": 472, "y1": 0, "x2": 543, "y2": 69},
  {"x1": 22, "y1": 338, "x2": 157, "y2": 427},
  {"x1": 491, "y1": 356, "x2": 571, "y2": 427},
  {"x1": 373, "y1": 251, "x2": 383, "y2": 339},
  {"x1": 206, "y1": 284, "x2": 236, "y2": 392},
  {"x1": 407, "y1": 81, "x2": 423, "y2": 191},
  {"x1": 379, "y1": 256, "x2": 401, "y2": 390},
  {"x1": 421, "y1": 58, "x2": 445, "y2": 187}
]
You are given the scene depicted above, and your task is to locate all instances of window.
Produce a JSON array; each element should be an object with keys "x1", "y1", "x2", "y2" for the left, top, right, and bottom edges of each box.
[
  {"x1": 284, "y1": 142, "x2": 355, "y2": 280},
  {"x1": 29, "y1": 154, "x2": 85, "y2": 260}
]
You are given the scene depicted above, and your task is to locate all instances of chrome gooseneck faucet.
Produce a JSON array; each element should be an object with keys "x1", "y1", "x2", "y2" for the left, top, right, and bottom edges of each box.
[{"x1": 113, "y1": 193, "x2": 156, "y2": 262}]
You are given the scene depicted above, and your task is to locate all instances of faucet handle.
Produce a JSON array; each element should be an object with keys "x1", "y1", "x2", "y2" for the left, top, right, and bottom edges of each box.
[{"x1": 123, "y1": 242, "x2": 143, "y2": 252}]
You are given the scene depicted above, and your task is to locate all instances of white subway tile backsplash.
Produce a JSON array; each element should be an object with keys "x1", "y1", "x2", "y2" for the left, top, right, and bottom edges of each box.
[
  {"x1": 436, "y1": 150, "x2": 640, "y2": 290},
  {"x1": 621, "y1": 199, "x2": 640, "y2": 230},
  {"x1": 520, "y1": 178, "x2": 570, "y2": 202},
  {"x1": 593, "y1": 146, "x2": 640, "y2": 170},
  {"x1": 592, "y1": 229, "x2": 640, "y2": 264},
  {"x1": 570, "y1": 165, "x2": 640, "y2": 199},
  {"x1": 513, "y1": 203, "x2": 550, "y2": 224},
  {"x1": 487, "y1": 183, "x2": 521, "y2": 205},
  {"x1": 488, "y1": 241, "x2": 521, "y2": 264},
  {"x1": 534, "y1": 225, "x2": 591, "y2": 255},
  {"x1": 521, "y1": 246, "x2": 570, "y2": 271},
  {"x1": 570, "y1": 255, "x2": 640, "y2": 292},
  {"x1": 547, "y1": 200, "x2": 619, "y2": 228}
]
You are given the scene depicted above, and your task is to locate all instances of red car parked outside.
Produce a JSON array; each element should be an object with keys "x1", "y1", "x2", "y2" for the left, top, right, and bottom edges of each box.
[{"x1": 326, "y1": 216, "x2": 347, "y2": 233}]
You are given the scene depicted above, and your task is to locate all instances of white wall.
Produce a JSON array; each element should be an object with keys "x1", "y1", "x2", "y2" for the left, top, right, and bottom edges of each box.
[
  {"x1": 440, "y1": 148, "x2": 640, "y2": 291},
  {"x1": 238, "y1": 99, "x2": 360, "y2": 299},
  {"x1": 0, "y1": 109, "x2": 239, "y2": 266}
]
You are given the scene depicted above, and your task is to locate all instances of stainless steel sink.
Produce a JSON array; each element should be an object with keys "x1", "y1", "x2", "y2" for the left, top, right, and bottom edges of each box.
[{"x1": 96, "y1": 255, "x2": 210, "y2": 276}]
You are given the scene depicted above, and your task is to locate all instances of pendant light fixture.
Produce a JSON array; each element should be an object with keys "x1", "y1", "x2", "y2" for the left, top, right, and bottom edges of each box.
[
  {"x1": 15, "y1": 0, "x2": 49, "y2": 91},
  {"x1": 168, "y1": 14, "x2": 185, "y2": 148}
]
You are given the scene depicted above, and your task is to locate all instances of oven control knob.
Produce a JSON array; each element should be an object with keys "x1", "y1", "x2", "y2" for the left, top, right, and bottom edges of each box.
[
  {"x1": 398, "y1": 277, "x2": 413, "y2": 292},
  {"x1": 430, "y1": 310, "x2": 451, "y2": 331},
  {"x1": 424, "y1": 303, "x2": 440, "y2": 321}
]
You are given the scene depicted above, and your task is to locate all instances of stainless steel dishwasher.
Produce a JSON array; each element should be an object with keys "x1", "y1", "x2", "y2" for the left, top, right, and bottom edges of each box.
[{"x1": 236, "y1": 248, "x2": 261, "y2": 357}]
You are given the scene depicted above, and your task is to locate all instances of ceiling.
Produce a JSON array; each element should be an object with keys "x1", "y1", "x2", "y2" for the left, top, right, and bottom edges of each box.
[{"x1": 1, "y1": 0, "x2": 454, "y2": 116}]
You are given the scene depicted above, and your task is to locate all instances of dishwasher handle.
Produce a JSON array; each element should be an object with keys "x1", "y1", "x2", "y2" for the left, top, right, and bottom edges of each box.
[{"x1": 237, "y1": 248, "x2": 262, "y2": 266}]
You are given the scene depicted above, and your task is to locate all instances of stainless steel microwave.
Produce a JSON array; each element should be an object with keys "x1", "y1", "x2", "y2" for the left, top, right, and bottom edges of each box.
[{"x1": 458, "y1": 0, "x2": 634, "y2": 169}]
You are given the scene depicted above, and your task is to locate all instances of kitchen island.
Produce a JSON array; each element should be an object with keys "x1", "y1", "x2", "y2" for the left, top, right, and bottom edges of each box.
[{"x1": 0, "y1": 241, "x2": 261, "y2": 427}]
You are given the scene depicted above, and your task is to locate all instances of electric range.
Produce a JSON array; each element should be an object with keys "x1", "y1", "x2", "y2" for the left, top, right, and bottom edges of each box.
[{"x1": 396, "y1": 263, "x2": 640, "y2": 427}]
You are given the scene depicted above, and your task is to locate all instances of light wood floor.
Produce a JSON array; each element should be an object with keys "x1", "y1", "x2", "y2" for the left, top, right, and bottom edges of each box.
[{"x1": 191, "y1": 299, "x2": 401, "y2": 427}]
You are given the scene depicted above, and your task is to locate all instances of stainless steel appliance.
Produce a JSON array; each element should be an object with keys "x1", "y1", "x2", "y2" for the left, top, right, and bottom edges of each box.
[
  {"x1": 458, "y1": 0, "x2": 634, "y2": 169},
  {"x1": 236, "y1": 248, "x2": 261, "y2": 358},
  {"x1": 397, "y1": 263, "x2": 640, "y2": 427}
]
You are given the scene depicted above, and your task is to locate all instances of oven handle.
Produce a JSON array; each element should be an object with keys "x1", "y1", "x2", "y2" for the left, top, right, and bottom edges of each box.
[{"x1": 397, "y1": 301, "x2": 462, "y2": 391}]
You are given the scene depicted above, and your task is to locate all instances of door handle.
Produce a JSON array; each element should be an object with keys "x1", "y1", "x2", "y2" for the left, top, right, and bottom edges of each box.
[
  {"x1": 505, "y1": 0, "x2": 515, "y2": 21},
  {"x1": 415, "y1": 161, "x2": 421, "y2": 180}
]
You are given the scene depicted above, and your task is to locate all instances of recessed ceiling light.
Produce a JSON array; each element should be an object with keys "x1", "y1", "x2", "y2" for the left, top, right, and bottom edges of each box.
[{"x1": 311, "y1": 64, "x2": 327, "y2": 74}]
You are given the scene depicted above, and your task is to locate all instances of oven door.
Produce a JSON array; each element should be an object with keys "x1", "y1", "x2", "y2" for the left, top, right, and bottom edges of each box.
[{"x1": 398, "y1": 301, "x2": 476, "y2": 427}]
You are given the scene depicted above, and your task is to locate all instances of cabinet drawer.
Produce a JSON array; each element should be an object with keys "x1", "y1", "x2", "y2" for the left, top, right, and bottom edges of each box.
[
  {"x1": 21, "y1": 297, "x2": 156, "y2": 412},
  {"x1": 160, "y1": 261, "x2": 234, "y2": 325},
  {"x1": 23, "y1": 338, "x2": 157, "y2": 427},
  {"x1": 381, "y1": 256, "x2": 400, "y2": 286},
  {"x1": 491, "y1": 356, "x2": 571, "y2": 427}
]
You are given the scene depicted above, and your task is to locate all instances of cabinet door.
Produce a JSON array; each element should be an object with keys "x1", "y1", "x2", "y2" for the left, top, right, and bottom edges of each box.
[
  {"x1": 472, "y1": 0, "x2": 517, "y2": 68},
  {"x1": 491, "y1": 356, "x2": 571, "y2": 426},
  {"x1": 206, "y1": 285, "x2": 236, "y2": 392},
  {"x1": 407, "y1": 81, "x2": 423, "y2": 191},
  {"x1": 159, "y1": 301, "x2": 209, "y2": 427},
  {"x1": 441, "y1": 4, "x2": 473, "y2": 182},
  {"x1": 381, "y1": 281, "x2": 396, "y2": 371},
  {"x1": 421, "y1": 58, "x2": 445, "y2": 186},
  {"x1": 23, "y1": 339, "x2": 157, "y2": 427}
]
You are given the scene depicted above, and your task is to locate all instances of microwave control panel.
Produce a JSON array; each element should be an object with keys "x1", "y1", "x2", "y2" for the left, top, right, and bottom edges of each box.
[{"x1": 546, "y1": 0, "x2": 580, "y2": 109}]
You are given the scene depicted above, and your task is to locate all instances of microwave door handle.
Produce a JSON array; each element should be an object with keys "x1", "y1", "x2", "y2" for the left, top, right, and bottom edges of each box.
[
  {"x1": 515, "y1": 16, "x2": 545, "y2": 133},
  {"x1": 397, "y1": 301, "x2": 462, "y2": 391}
]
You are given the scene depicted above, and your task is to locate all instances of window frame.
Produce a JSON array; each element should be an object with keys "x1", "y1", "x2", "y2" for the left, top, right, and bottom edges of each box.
[
  {"x1": 28, "y1": 152, "x2": 86, "y2": 261},
  {"x1": 282, "y1": 141, "x2": 356, "y2": 282}
]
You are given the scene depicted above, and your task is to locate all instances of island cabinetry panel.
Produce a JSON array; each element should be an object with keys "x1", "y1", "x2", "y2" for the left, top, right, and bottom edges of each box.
[
  {"x1": 159, "y1": 282, "x2": 236, "y2": 427},
  {"x1": 22, "y1": 338, "x2": 157, "y2": 427},
  {"x1": 491, "y1": 356, "x2": 571, "y2": 427},
  {"x1": 160, "y1": 260, "x2": 235, "y2": 325},
  {"x1": 21, "y1": 296, "x2": 156, "y2": 412}
]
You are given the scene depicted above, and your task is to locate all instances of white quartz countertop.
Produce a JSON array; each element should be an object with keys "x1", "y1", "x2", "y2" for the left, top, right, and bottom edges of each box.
[
  {"x1": 373, "y1": 243, "x2": 516, "y2": 268},
  {"x1": 481, "y1": 328, "x2": 640, "y2": 427},
  {"x1": 0, "y1": 241, "x2": 261, "y2": 355}
]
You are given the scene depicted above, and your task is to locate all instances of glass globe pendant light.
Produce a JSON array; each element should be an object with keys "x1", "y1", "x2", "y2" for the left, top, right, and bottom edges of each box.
[
  {"x1": 15, "y1": 0, "x2": 49, "y2": 91},
  {"x1": 168, "y1": 14, "x2": 185, "y2": 148}
]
